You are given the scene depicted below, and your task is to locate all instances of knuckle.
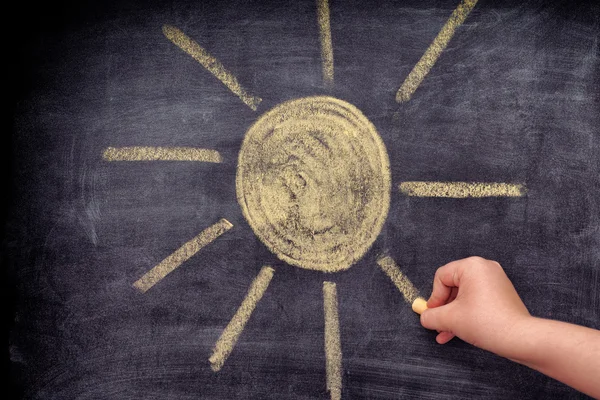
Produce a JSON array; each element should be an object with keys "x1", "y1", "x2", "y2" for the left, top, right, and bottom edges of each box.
[{"x1": 466, "y1": 256, "x2": 485, "y2": 264}]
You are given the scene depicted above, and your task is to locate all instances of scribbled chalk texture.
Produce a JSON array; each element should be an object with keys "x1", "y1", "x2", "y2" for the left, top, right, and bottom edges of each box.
[
  {"x1": 7, "y1": 1, "x2": 599, "y2": 399},
  {"x1": 237, "y1": 96, "x2": 391, "y2": 273}
]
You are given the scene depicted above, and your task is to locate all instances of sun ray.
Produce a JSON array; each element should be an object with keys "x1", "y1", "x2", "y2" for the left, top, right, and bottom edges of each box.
[
  {"x1": 316, "y1": 0, "x2": 334, "y2": 87},
  {"x1": 133, "y1": 219, "x2": 233, "y2": 293},
  {"x1": 396, "y1": 0, "x2": 478, "y2": 102},
  {"x1": 162, "y1": 25, "x2": 262, "y2": 111},
  {"x1": 103, "y1": 146, "x2": 222, "y2": 162},
  {"x1": 323, "y1": 281, "x2": 342, "y2": 400},
  {"x1": 210, "y1": 266, "x2": 275, "y2": 371},
  {"x1": 399, "y1": 181, "x2": 525, "y2": 198},
  {"x1": 377, "y1": 256, "x2": 420, "y2": 304}
]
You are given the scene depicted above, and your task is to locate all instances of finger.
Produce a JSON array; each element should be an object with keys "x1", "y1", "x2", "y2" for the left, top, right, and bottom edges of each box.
[
  {"x1": 427, "y1": 275, "x2": 451, "y2": 308},
  {"x1": 448, "y1": 287, "x2": 458, "y2": 303},
  {"x1": 436, "y1": 331, "x2": 456, "y2": 344},
  {"x1": 420, "y1": 303, "x2": 455, "y2": 332},
  {"x1": 427, "y1": 261, "x2": 464, "y2": 308}
]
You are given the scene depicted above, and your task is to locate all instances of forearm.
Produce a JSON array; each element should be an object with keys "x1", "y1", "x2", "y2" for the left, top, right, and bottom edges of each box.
[{"x1": 506, "y1": 317, "x2": 600, "y2": 398}]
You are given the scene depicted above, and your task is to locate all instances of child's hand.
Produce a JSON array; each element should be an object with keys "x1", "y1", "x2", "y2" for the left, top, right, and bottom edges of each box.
[
  {"x1": 420, "y1": 257, "x2": 530, "y2": 357},
  {"x1": 420, "y1": 256, "x2": 600, "y2": 398}
]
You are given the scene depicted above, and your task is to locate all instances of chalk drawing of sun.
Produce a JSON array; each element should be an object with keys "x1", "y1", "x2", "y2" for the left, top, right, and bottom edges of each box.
[{"x1": 102, "y1": 1, "x2": 524, "y2": 398}]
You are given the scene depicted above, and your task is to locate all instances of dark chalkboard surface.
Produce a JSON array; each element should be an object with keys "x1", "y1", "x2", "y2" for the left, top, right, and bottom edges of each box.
[{"x1": 6, "y1": 0, "x2": 600, "y2": 398}]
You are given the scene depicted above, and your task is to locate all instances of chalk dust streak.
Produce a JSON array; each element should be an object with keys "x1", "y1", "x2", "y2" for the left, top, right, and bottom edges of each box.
[
  {"x1": 399, "y1": 181, "x2": 525, "y2": 198},
  {"x1": 396, "y1": 0, "x2": 478, "y2": 102},
  {"x1": 103, "y1": 147, "x2": 222, "y2": 162},
  {"x1": 163, "y1": 25, "x2": 262, "y2": 111},
  {"x1": 317, "y1": 0, "x2": 334, "y2": 87},
  {"x1": 377, "y1": 256, "x2": 420, "y2": 304},
  {"x1": 210, "y1": 266, "x2": 275, "y2": 372},
  {"x1": 323, "y1": 281, "x2": 342, "y2": 400},
  {"x1": 132, "y1": 219, "x2": 233, "y2": 293}
]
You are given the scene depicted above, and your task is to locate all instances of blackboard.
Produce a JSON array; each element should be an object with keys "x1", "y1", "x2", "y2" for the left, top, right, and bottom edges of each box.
[{"x1": 5, "y1": 0, "x2": 599, "y2": 398}]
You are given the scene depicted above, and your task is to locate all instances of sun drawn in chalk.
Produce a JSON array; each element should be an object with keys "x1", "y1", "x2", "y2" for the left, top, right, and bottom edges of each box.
[
  {"x1": 238, "y1": 96, "x2": 391, "y2": 273},
  {"x1": 103, "y1": 0, "x2": 525, "y2": 398}
]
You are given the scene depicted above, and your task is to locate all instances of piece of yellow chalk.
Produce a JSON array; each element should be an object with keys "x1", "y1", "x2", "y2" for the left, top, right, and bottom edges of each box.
[{"x1": 412, "y1": 297, "x2": 428, "y2": 315}]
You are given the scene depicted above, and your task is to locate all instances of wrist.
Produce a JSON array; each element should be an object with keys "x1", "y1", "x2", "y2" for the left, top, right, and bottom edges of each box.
[{"x1": 494, "y1": 314, "x2": 539, "y2": 363}]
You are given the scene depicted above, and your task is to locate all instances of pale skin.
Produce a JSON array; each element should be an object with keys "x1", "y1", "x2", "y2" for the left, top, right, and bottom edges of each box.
[{"x1": 420, "y1": 256, "x2": 600, "y2": 399}]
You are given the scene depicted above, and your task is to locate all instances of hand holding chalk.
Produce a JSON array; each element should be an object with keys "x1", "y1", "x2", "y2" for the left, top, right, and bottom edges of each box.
[
  {"x1": 419, "y1": 256, "x2": 530, "y2": 353},
  {"x1": 419, "y1": 257, "x2": 600, "y2": 399}
]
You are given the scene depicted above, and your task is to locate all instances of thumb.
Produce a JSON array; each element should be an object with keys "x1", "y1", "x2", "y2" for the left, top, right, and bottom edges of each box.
[{"x1": 420, "y1": 303, "x2": 455, "y2": 332}]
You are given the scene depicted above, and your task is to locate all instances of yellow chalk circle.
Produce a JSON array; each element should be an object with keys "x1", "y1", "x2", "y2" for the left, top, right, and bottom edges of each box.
[
  {"x1": 412, "y1": 297, "x2": 428, "y2": 315},
  {"x1": 236, "y1": 96, "x2": 391, "y2": 272}
]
